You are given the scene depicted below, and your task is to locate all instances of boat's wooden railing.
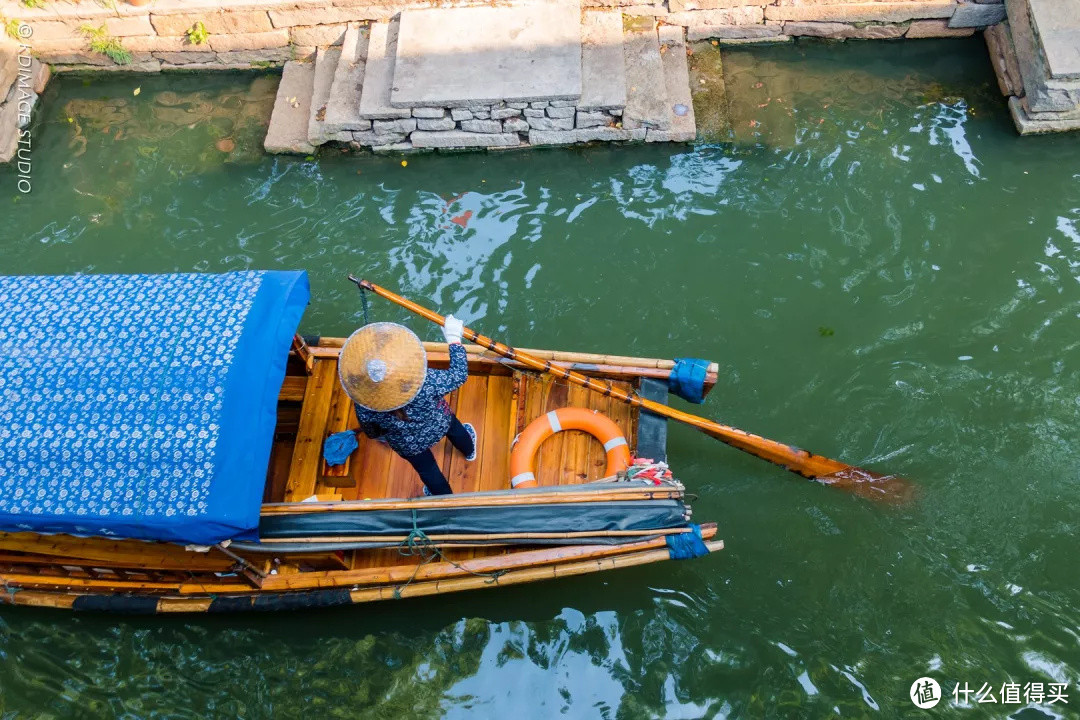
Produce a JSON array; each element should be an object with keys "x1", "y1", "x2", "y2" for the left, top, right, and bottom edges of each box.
[{"x1": 280, "y1": 341, "x2": 719, "y2": 393}]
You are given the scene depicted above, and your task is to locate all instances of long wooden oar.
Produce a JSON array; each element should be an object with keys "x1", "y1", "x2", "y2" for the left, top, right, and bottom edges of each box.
[{"x1": 350, "y1": 277, "x2": 913, "y2": 504}]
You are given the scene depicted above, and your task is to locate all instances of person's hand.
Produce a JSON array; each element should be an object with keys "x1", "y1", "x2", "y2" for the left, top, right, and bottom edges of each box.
[{"x1": 442, "y1": 315, "x2": 464, "y2": 345}]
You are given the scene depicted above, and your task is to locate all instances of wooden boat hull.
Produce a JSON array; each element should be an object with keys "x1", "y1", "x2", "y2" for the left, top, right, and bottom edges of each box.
[
  {"x1": 0, "y1": 530, "x2": 722, "y2": 613},
  {"x1": 0, "y1": 339, "x2": 722, "y2": 613}
]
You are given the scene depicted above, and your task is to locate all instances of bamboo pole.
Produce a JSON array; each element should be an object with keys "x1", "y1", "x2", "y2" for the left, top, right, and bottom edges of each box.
[
  {"x1": 346, "y1": 540, "x2": 725, "y2": 603},
  {"x1": 313, "y1": 338, "x2": 719, "y2": 374},
  {"x1": 350, "y1": 278, "x2": 913, "y2": 504},
  {"x1": 306, "y1": 345, "x2": 716, "y2": 387}
]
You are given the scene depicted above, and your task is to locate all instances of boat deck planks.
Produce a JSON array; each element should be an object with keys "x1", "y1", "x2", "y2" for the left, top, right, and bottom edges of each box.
[
  {"x1": 268, "y1": 359, "x2": 638, "y2": 504},
  {"x1": 284, "y1": 359, "x2": 338, "y2": 501}
]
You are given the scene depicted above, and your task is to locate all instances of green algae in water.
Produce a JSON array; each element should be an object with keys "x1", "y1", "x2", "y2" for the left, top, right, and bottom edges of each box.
[{"x1": 688, "y1": 40, "x2": 733, "y2": 142}]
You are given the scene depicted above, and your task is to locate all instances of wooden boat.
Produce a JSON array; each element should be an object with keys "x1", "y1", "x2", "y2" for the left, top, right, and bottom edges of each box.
[{"x1": 0, "y1": 271, "x2": 722, "y2": 613}]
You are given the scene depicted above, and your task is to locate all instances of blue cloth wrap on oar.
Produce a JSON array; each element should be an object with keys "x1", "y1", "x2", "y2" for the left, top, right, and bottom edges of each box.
[
  {"x1": 324, "y1": 431, "x2": 359, "y2": 466},
  {"x1": 668, "y1": 358, "x2": 712, "y2": 404},
  {"x1": 666, "y1": 524, "x2": 710, "y2": 560}
]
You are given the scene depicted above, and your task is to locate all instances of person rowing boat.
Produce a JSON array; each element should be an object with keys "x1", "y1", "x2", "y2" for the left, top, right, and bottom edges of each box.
[{"x1": 337, "y1": 316, "x2": 477, "y2": 496}]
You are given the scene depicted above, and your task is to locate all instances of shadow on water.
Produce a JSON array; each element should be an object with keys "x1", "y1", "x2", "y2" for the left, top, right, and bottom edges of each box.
[{"x1": 1, "y1": 38, "x2": 1080, "y2": 719}]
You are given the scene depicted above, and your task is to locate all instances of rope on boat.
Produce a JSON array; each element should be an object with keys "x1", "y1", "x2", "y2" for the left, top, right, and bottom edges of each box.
[
  {"x1": 359, "y1": 284, "x2": 371, "y2": 326},
  {"x1": 392, "y1": 510, "x2": 507, "y2": 598}
]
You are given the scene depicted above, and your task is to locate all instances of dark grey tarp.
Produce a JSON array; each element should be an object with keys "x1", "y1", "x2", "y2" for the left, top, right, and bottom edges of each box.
[{"x1": 258, "y1": 499, "x2": 689, "y2": 539}]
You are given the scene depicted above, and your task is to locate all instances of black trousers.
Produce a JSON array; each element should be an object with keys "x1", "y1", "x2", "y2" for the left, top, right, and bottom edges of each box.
[{"x1": 403, "y1": 416, "x2": 474, "y2": 495}]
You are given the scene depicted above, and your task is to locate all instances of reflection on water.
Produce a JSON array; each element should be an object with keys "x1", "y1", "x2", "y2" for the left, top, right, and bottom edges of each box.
[{"x1": 2, "y1": 39, "x2": 1080, "y2": 717}]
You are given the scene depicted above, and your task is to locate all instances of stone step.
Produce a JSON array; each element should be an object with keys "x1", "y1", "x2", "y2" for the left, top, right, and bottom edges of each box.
[
  {"x1": 265, "y1": 61, "x2": 317, "y2": 155},
  {"x1": 358, "y1": 20, "x2": 410, "y2": 120},
  {"x1": 308, "y1": 46, "x2": 342, "y2": 146},
  {"x1": 622, "y1": 17, "x2": 672, "y2": 131},
  {"x1": 1005, "y1": 0, "x2": 1076, "y2": 112},
  {"x1": 323, "y1": 24, "x2": 371, "y2": 135},
  {"x1": 648, "y1": 26, "x2": 696, "y2": 142},
  {"x1": 1028, "y1": 0, "x2": 1080, "y2": 80},
  {"x1": 580, "y1": 10, "x2": 626, "y2": 111},
  {"x1": 389, "y1": 4, "x2": 582, "y2": 108}
]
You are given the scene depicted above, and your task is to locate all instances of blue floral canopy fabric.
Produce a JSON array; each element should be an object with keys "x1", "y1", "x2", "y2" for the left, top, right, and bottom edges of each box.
[{"x1": 0, "y1": 271, "x2": 310, "y2": 545}]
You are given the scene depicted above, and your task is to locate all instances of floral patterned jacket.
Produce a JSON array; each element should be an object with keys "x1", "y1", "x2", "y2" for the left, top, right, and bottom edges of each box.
[{"x1": 353, "y1": 343, "x2": 468, "y2": 458}]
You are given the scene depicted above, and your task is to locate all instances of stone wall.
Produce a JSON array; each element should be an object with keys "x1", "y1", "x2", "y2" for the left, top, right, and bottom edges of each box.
[
  {"x1": 0, "y1": 0, "x2": 1004, "y2": 74},
  {"x1": 0, "y1": 37, "x2": 49, "y2": 164}
]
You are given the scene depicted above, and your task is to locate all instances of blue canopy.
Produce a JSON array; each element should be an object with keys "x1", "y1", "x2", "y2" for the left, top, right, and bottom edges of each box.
[{"x1": 0, "y1": 271, "x2": 310, "y2": 545}]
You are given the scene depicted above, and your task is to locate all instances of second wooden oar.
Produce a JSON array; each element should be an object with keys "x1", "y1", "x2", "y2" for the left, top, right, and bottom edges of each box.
[{"x1": 350, "y1": 277, "x2": 913, "y2": 504}]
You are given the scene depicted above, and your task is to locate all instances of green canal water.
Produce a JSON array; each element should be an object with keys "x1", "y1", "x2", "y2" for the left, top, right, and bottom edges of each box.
[{"x1": 2, "y1": 38, "x2": 1079, "y2": 718}]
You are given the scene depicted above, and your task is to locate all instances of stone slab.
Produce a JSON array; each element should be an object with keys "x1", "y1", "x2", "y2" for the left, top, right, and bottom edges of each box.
[
  {"x1": 308, "y1": 46, "x2": 341, "y2": 145},
  {"x1": 1009, "y1": 95, "x2": 1080, "y2": 133},
  {"x1": 949, "y1": 2, "x2": 1006, "y2": 28},
  {"x1": 622, "y1": 20, "x2": 671, "y2": 130},
  {"x1": 416, "y1": 117, "x2": 455, "y2": 130},
  {"x1": 215, "y1": 49, "x2": 291, "y2": 64},
  {"x1": 1029, "y1": 0, "x2": 1080, "y2": 79},
  {"x1": 784, "y1": 21, "x2": 908, "y2": 39},
  {"x1": 410, "y1": 130, "x2": 521, "y2": 147},
  {"x1": 152, "y1": 51, "x2": 218, "y2": 64},
  {"x1": 461, "y1": 119, "x2": 502, "y2": 133},
  {"x1": 686, "y1": 24, "x2": 784, "y2": 41},
  {"x1": 31, "y1": 58, "x2": 50, "y2": 95},
  {"x1": 503, "y1": 117, "x2": 529, "y2": 132},
  {"x1": 121, "y1": 36, "x2": 192, "y2": 53},
  {"x1": 666, "y1": 7, "x2": 766, "y2": 26},
  {"x1": 324, "y1": 24, "x2": 371, "y2": 133},
  {"x1": 709, "y1": 35, "x2": 794, "y2": 46},
  {"x1": 290, "y1": 24, "x2": 349, "y2": 47},
  {"x1": 389, "y1": 4, "x2": 582, "y2": 107},
  {"x1": 358, "y1": 20, "x2": 411, "y2": 119},
  {"x1": 0, "y1": 43, "x2": 18, "y2": 102},
  {"x1": 265, "y1": 60, "x2": 316, "y2": 154},
  {"x1": 159, "y1": 62, "x2": 260, "y2": 72},
  {"x1": 527, "y1": 115, "x2": 574, "y2": 130},
  {"x1": 984, "y1": 23, "x2": 1023, "y2": 96},
  {"x1": 653, "y1": 25, "x2": 695, "y2": 142},
  {"x1": 208, "y1": 30, "x2": 290, "y2": 52},
  {"x1": 906, "y1": 19, "x2": 977, "y2": 37},
  {"x1": 765, "y1": 2, "x2": 955, "y2": 23},
  {"x1": 0, "y1": 96, "x2": 21, "y2": 163},
  {"x1": 580, "y1": 10, "x2": 627, "y2": 111},
  {"x1": 1005, "y1": 0, "x2": 1076, "y2": 110},
  {"x1": 150, "y1": 11, "x2": 273, "y2": 36},
  {"x1": 528, "y1": 126, "x2": 645, "y2": 145},
  {"x1": 669, "y1": 0, "x2": 768, "y2": 10},
  {"x1": 411, "y1": 107, "x2": 446, "y2": 118},
  {"x1": 352, "y1": 130, "x2": 407, "y2": 146},
  {"x1": 52, "y1": 60, "x2": 163, "y2": 73}
]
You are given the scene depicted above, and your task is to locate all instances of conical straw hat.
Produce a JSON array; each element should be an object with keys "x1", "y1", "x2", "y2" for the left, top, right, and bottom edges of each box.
[{"x1": 338, "y1": 322, "x2": 427, "y2": 412}]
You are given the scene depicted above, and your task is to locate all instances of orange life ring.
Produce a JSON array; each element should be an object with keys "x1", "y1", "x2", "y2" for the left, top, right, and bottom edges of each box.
[{"x1": 509, "y1": 407, "x2": 632, "y2": 489}]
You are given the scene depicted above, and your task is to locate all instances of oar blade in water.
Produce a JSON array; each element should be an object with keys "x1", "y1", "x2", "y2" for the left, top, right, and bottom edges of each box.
[{"x1": 815, "y1": 467, "x2": 916, "y2": 505}]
